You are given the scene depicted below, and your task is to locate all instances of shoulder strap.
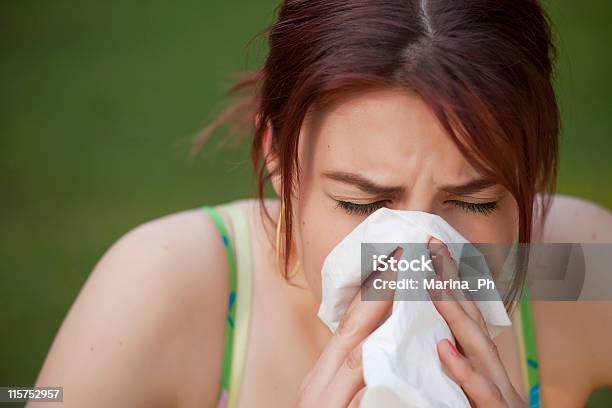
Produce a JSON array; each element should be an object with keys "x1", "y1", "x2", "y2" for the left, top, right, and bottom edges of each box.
[
  {"x1": 203, "y1": 202, "x2": 253, "y2": 408},
  {"x1": 201, "y1": 205, "x2": 237, "y2": 400},
  {"x1": 519, "y1": 288, "x2": 540, "y2": 407},
  {"x1": 512, "y1": 287, "x2": 540, "y2": 408},
  {"x1": 221, "y1": 202, "x2": 253, "y2": 408}
]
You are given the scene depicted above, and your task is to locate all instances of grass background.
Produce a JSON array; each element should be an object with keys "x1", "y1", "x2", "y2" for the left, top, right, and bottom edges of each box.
[{"x1": 0, "y1": 0, "x2": 610, "y2": 405}]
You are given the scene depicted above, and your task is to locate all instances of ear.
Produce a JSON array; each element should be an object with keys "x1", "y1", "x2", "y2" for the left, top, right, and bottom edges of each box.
[{"x1": 262, "y1": 120, "x2": 282, "y2": 197}]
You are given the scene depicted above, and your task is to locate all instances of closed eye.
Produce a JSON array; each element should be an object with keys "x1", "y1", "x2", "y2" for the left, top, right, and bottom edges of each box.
[
  {"x1": 334, "y1": 199, "x2": 498, "y2": 216},
  {"x1": 448, "y1": 200, "x2": 498, "y2": 215},
  {"x1": 334, "y1": 200, "x2": 387, "y2": 216}
]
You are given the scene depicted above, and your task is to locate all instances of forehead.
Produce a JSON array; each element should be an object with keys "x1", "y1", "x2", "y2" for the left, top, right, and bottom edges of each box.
[{"x1": 299, "y1": 87, "x2": 480, "y2": 185}]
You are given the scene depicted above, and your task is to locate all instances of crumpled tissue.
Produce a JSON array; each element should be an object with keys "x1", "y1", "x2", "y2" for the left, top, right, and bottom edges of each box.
[{"x1": 317, "y1": 208, "x2": 512, "y2": 407}]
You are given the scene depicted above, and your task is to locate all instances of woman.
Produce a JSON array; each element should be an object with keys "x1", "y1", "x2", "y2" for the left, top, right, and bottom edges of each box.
[{"x1": 32, "y1": 0, "x2": 612, "y2": 407}]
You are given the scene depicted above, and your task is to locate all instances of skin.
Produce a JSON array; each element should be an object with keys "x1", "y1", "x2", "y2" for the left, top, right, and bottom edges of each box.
[{"x1": 30, "y1": 88, "x2": 612, "y2": 407}]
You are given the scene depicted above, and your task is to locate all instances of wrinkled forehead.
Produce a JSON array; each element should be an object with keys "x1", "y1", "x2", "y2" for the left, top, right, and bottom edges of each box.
[{"x1": 297, "y1": 87, "x2": 481, "y2": 186}]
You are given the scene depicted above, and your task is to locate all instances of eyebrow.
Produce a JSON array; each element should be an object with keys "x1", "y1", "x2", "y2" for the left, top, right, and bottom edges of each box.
[
  {"x1": 322, "y1": 171, "x2": 405, "y2": 196},
  {"x1": 439, "y1": 177, "x2": 497, "y2": 195},
  {"x1": 323, "y1": 171, "x2": 497, "y2": 196}
]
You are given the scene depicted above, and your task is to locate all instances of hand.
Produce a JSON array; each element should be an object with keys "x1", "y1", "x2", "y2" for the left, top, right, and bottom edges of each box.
[
  {"x1": 297, "y1": 247, "x2": 403, "y2": 408},
  {"x1": 428, "y1": 238, "x2": 526, "y2": 407}
]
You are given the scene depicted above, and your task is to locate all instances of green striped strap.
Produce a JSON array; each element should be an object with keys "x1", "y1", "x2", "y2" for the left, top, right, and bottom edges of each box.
[
  {"x1": 520, "y1": 286, "x2": 540, "y2": 407},
  {"x1": 201, "y1": 205, "x2": 237, "y2": 393},
  {"x1": 506, "y1": 234, "x2": 540, "y2": 406},
  {"x1": 223, "y1": 203, "x2": 253, "y2": 408}
]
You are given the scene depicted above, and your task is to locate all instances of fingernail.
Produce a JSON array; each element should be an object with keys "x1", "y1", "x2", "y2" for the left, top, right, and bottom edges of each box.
[
  {"x1": 447, "y1": 339, "x2": 460, "y2": 357},
  {"x1": 427, "y1": 237, "x2": 439, "y2": 251},
  {"x1": 428, "y1": 237, "x2": 446, "y2": 256},
  {"x1": 393, "y1": 246, "x2": 404, "y2": 258}
]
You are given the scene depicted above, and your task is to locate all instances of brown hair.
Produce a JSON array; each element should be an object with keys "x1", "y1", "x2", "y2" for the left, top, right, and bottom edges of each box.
[{"x1": 193, "y1": 0, "x2": 559, "y2": 305}]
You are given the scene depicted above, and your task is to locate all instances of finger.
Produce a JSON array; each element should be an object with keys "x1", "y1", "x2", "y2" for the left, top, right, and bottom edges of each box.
[
  {"x1": 437, "y1": 339, "x2": 507, "y2": 408},
  {"x1": 431, "y1": 290, "x2": 510, "y2": 386},
  {"x1": 348, "y1": 387, "x2": 367, "y2": 408},
  {"x1": 428, "y1": 238, "x2": 486, "y2": 332},
  {"x1": 362, "y1": 246, "x2": 403, "y2": 303},
  {"x1": 325, "y1": 340, "x2": 366, "y2": 407},
  {"x1": 428, "y1": 238, "x2": 470, "y2": 301},
  {"x1": 343, "y1": 245, "x2": 402, "y2": 331},
  {"x1": 305, "y1": 247, "x2": 400, "y2": 394}
]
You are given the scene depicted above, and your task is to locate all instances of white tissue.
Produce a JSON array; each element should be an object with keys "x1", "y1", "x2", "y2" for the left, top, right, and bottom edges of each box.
[{"x1": 317, "y1": 208, "x2": 512, "y2": 408}]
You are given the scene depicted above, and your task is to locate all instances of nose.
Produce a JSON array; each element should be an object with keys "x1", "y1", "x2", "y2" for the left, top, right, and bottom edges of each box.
[
  {"x1": 396, "y1": 199, "x2": 435, "y2": 214},
  {"x1": 395, "y1": 178, "x2": 438, "y2": 214}
]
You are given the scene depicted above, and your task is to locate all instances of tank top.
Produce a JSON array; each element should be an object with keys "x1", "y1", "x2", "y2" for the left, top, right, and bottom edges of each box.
[{"x1": 201, "y1": 202, "x2": 541, "y2": 408}]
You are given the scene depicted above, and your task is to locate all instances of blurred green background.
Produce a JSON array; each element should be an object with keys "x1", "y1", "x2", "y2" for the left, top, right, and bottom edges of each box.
[{"x1": 0, "y1": 0, "x2": 610, "y2": 406}]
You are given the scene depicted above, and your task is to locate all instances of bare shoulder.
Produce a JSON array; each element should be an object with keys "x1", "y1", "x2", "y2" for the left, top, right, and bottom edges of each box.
[
  {"x1": 532, "y1": 194, "x2": 612, "y2": 400},
  {"x1": 32, "y1": 205, "x2": 234, "y2": 407},
  {"x1": 537, "y1": 194, "x2": 612, "y2": 243}
]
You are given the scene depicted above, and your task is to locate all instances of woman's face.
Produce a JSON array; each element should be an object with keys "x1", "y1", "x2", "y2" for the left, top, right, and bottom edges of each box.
[{"x1": 285, "y1": 88, "x2": 518, "y2": 298}]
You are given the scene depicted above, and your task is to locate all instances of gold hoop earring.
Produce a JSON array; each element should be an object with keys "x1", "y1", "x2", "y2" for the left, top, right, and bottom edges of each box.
[{"x1": 275, "y1": 202, "x2": 301, "y2": 278}]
